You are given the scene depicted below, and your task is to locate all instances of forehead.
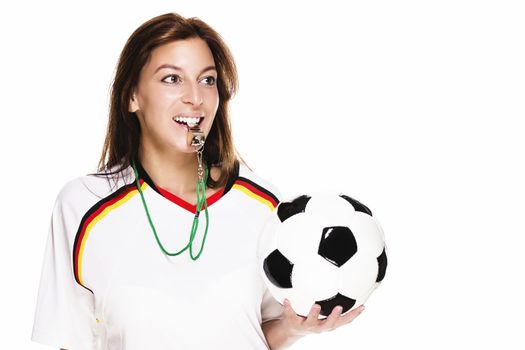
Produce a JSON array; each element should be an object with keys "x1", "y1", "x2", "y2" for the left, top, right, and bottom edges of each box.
[{"x1": 145, "y1": 38, "x2": 215, "y2": 73}]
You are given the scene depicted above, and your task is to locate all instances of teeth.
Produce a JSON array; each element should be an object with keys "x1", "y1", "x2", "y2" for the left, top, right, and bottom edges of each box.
[{"x1": 174, "y1": 116, "x2": 201, "y2": 125}]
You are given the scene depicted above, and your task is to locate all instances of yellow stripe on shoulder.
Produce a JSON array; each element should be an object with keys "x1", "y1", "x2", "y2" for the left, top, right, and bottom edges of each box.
[
  {"x1": 232, "y1": 183, "x2": 276, "y2": 211},
  {"x1": 77, "y1": 182, "x2": 147, "y2": 285}
]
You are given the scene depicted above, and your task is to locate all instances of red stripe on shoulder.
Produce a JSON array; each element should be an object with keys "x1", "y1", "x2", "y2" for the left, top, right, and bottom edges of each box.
[
  {"x1": 72, "y1": 180, "x2": 142, "y2": 291},
  {"x1": 234, "y1": 177, "x2": 279, "y2": 208}
]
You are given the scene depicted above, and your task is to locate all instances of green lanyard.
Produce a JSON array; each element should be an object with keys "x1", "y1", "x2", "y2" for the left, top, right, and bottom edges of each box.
[{"x1": 131, "y1": 159, "x2": 210, "y2": 260}]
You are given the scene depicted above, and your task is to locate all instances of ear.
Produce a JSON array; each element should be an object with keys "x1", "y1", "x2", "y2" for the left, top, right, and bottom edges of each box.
[{"x1": 129, "y1": 92, "x2": 140, "y2": 113}]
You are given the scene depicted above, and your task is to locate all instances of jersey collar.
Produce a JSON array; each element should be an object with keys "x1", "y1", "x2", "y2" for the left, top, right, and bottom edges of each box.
[{"x1": 133, "y1": 159, "x2": 238, "y2": 213}]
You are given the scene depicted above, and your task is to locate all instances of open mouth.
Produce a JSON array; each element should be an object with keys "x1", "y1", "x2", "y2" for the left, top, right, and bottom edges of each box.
[{"x1": 173, "y1": 116, "x2": 204, "y2": 127}]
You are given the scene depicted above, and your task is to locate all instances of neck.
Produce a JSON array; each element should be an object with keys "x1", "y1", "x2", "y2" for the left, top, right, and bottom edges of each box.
[{"x1": 138, "y1": 145, "x2": 200, "y2": 195}]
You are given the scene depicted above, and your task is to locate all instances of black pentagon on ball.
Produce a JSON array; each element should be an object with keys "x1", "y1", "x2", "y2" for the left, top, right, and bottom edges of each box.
[
  {"x1": 376, "y1": 247, "x2": 388, "y2": 282},
  {"x1": 318, "y1": 226, "x2": 358, "y2": 267},
  {"x1": 277, "y1": 195, "x2": 311, "y2": 222},
  {"x1": 316, "y1": 292, "x2": 356, "y2": 317},
  {"x1": 339, "y1": 194, "x2": 373, "y2": 216},
  {"x1": 263, "y1": 249, "x2": 294, "y2": 288}
]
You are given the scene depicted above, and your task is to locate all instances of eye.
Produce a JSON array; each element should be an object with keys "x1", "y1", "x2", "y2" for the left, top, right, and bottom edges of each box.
[
  {"x1": 162, "y1": 74, "x2": 182, "y2": 84},
  {"x1": 201, "y1": 76, "x2": 216, "y2": 86}
]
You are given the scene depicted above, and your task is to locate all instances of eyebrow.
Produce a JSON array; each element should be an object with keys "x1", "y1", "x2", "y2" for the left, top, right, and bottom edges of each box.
[{"x1": 154, "y1": 64, "x2": 217, "y2": 75}]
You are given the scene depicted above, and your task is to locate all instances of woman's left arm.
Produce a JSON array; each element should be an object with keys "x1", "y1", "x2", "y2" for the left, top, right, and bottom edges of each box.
[{"x1": 262, "y1": 299, "x2": 365, "y2": 350}]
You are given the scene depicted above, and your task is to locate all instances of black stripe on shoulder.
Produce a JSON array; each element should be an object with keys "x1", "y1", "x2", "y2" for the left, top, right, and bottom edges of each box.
[
  {"x1": 74, "y1": 181, "x2": 137, "y2": 238},
  {"x1": 237, "y1": 176, "x2": 280, "y2": 205},
  {"x1": 72, "y1": 180, "x2": 137, "y2": 291}
]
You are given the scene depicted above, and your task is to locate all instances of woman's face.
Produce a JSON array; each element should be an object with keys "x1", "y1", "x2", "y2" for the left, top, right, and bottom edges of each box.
[{"x1": 130, "y1": 38, "x2": 219, "y2": 155}]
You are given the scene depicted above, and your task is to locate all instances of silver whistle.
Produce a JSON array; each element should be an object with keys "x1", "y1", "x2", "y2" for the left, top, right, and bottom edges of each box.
[{"x1": 187, "y1": 123, "x2": 205, "y2": 150}]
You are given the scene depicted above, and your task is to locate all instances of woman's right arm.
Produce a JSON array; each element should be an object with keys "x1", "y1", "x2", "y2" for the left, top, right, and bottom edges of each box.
[{"x1": 31, "y1": 180, "x2": 98, "y2": 349}]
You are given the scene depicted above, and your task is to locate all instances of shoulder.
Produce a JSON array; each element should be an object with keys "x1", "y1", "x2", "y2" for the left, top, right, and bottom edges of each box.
[
  {"x1": 56, "y1": 165, "x2": 135, "y2": 211},
  {"x1": 234, "y1": 163, "x2": 282, "y2": 205}
]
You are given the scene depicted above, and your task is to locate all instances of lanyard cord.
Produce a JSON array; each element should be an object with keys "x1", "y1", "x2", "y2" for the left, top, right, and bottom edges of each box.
[{"x1": 131, "y1": 160, "x2": 210, "y2": 260}]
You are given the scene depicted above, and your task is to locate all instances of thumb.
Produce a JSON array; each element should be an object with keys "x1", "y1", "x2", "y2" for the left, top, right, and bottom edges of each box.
[{"x1": 282, "y1": 298, "x2": 297, "y2": 319}]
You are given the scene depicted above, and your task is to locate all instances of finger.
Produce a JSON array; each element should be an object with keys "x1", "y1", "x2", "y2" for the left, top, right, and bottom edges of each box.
[
  {"x1": 282, "y1": 299, "x2": 300, "y2": 321},
  {"x1": 338, "y1": 305, "x2": 365, "y2": 326},
  {"x1": 304, "y1": 303, "x2": 322, "y2": 327},
  {"x1": 323, "y1": 305, "x2": 343, "y2": 331}
]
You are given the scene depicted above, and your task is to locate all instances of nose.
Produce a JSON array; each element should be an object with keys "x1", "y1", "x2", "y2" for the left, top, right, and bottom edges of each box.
[{"x1": 181, "y1": 81, "x2": 203, "y2": 106}]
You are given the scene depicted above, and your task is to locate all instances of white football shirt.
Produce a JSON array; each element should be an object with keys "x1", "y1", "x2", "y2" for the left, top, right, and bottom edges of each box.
[{"x1": 32, "y1": 162, "x2": 283, "y2": 350}]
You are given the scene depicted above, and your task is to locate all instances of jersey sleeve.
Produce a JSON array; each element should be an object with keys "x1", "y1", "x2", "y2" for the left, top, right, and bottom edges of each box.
[
  {"x1": 261, "y1": 287, "x2": 285, "y2": 323},
  {"x1": 31, "y1": 190, "x2": 98, "y2": 350}
]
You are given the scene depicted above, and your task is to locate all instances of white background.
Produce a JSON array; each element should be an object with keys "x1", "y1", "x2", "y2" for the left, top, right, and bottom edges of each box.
[{"x1": 1, "y1": 0, "x2": 524, "y2": 349}]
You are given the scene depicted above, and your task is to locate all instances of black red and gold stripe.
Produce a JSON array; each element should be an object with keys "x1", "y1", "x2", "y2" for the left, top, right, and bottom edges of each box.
[
  {"x1": 72, "y1": 180, "x2": 147, "y2": 291},
  {"x1": 232, "y1": 177, "x2": 279, "y2": 211}
]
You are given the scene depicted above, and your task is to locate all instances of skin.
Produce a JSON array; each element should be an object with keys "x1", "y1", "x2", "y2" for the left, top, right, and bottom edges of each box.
[
  {"x1": 129, "y1": 37, "x2": 222, "y2": 202},
  {"x1": 57, "y1": 38, "x2": 363, "y2": 350}
]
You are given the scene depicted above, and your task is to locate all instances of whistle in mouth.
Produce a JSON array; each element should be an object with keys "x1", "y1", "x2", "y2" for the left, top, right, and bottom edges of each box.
[{"x1": 187, "y1": 124, "x2": 205, "y2": 149}]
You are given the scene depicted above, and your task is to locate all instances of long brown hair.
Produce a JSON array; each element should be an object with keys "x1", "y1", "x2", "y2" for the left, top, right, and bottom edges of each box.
[{"x1": 98, "y1": 13, "x2": 239, "y2": 188}]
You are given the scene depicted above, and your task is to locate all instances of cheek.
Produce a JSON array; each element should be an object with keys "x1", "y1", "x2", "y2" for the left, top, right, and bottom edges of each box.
[
  {"x1": 205, "y1": 92, "x2": 219, "y2": 133},
  {"x1": 138, "y1": 84, "x2": 179, "y2": 113},
  {"x1": 205, "y1": 89, "x2": 220, "y2": 112},
  {"x1": 148, "y1": 90, "x2": 177, "y2": 110}
]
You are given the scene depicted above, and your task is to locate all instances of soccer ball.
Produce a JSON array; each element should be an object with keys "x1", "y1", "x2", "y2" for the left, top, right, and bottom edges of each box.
[{"x1": 257, "y1": 193, "x2": 387, "y2": 318}]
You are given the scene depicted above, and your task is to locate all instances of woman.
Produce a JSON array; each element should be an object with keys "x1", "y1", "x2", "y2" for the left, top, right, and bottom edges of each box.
[{"x1": 31, "y1": 13, "x2": 364, "y2": 350}]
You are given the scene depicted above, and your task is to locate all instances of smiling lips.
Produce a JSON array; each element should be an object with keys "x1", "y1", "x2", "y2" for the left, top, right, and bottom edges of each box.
[{"x1": 172, "y1": 115, "x2": 204, "y2": 128}]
